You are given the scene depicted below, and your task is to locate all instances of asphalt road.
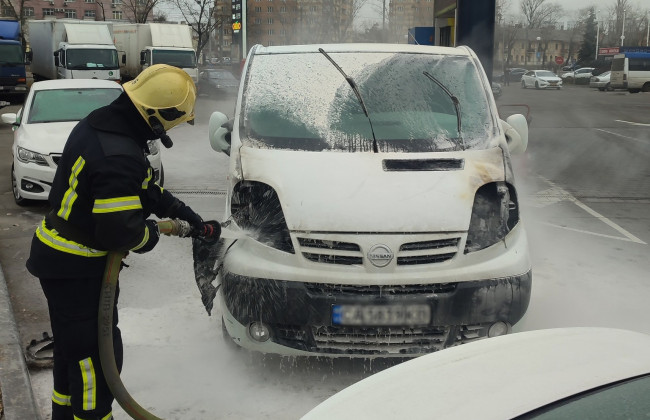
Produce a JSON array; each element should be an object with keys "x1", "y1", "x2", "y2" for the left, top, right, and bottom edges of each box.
[{"x1": 1, "y1": 83, "x2": 649, "y2": 419}]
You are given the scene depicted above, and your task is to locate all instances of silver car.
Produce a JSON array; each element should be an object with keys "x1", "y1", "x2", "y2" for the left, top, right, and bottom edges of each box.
[{"x1": 590, "y1": 71, "x2": 612, "y2": 91}]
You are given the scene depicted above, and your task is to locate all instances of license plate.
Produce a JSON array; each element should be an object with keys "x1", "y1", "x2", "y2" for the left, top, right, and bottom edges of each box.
[{"x1": 332, "y1": 304, "x2": 430, "y2": 326}]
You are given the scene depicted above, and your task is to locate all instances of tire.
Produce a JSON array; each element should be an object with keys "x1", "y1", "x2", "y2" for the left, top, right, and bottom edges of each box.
[
  {"x1": 642, "y1": 83, "x2": 650, "y2": 93},
  {"x1": 11, "y1": 165, "x2": 28, "y2": 206}
]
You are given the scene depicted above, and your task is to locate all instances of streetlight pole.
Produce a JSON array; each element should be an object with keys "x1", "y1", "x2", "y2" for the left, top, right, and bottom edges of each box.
[
  {"x1": 595, "y1": 10, "x2": 600, "y2": 63},
  {"x1": 621, "y1": 9, "x2": 626, "y2": 47},
  {"x1": 536, "y1": 36, "x2": 541, "y2": 65},
  {"x1": 646, "y1": 13, "x2": 649, "y2": 47}
]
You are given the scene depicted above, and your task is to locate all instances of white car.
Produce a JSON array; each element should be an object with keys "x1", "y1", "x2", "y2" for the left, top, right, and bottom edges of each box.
[
  {"x1": 1, "y1": 79, "x2": 163, "y2": 205},
  {"x1": 562, "y1": 67, "x2": 595, "y2": 84},
  {"x1": 302, "y1": 328, "x2": 650, "y2": 420},
  {"x1": 207, "y1": 43, "x2": 530, "y2": 357},
  {"x1": 590, "y1": 70, "x2": 612, "y2": 91},
  {"x1": 521, "y1": 70, "x2": 562, "y2": 89}
]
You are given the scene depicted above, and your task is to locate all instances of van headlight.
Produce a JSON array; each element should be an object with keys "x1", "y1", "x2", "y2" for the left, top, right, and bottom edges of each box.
[
  {"x1": 465, "y1": 182, "x2": 519, "y2": 253},
  {"x1": 17, "y1": 147, "x2": 49, "y2": 166},
  {"x1": 231, "y1": 181, "x2": 295, "y2": 253}
]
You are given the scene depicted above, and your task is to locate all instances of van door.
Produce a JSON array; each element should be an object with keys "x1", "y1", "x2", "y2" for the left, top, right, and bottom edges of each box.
[{"x1": 610, "y1": 54, "x2": 626, "y2": 89}]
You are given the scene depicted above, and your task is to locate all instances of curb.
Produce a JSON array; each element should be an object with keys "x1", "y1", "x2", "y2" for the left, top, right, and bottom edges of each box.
[{"x1": 0, "y1": 263, "x2": 42, "y2": 420}]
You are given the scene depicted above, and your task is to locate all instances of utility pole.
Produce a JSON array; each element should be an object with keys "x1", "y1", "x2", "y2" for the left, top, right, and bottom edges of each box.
[
  {"x1": 595, "y1": 10, "x2": 599, "y2": 63},
  {"x1": 620, "y1": 9, "x2": 626, "y2": 47}
]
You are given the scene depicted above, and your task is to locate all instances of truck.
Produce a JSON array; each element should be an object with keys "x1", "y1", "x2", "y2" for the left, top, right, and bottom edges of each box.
[
  {"x1": 28, "y1": 20, "x2": 120, "y2": 82},
  {"x1": 0, "y1": 19, "x2": 31, "y2": 102},
  {"x1": 113, "y1": 23, "x2": 198, "y2": 84}
]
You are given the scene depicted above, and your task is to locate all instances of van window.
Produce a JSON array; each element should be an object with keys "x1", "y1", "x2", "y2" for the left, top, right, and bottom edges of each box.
[
  {"x1": 629, "y1": 58, "x2": 650, "y2": 72},
  {"x1": 242, "y1": 52, "x2": 495, "y2": 153}
]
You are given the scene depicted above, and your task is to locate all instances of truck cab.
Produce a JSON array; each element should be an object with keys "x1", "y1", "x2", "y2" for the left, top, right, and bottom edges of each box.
[
  {"x1": 54, "y1": 43, "x2": 120, "y2": 81},
  {"x1": 139, "y1": 46, "x2": 198, "y2": 84},
  {"x1": 0, "y1": 19, "x2": 31, "y2": 102}
]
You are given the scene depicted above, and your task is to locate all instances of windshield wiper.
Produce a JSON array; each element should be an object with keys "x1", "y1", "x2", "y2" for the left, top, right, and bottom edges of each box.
[
  {"x1": 422, "y1": 71, "x2": 464, "y2": 149},
  {"x1": 318, "y1": 48, "x2": 379, "y2": 153}
]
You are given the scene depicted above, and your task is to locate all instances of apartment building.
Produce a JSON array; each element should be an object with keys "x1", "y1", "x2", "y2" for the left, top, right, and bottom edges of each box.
[
  {"x1": 388, "y1": 0, "x2": 434, "y2": 44},
  {"x1": 0, "y1": 0, "x2": 140, "y2": 23}
]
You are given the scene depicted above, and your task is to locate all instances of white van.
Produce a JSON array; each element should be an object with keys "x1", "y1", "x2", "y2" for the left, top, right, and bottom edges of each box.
[
  {"x1": 206, "y1": 43, "x2": 531, "y2": 357},
  {"x1": 610, "y1": 52, "x2": 650, "y2": 93}
]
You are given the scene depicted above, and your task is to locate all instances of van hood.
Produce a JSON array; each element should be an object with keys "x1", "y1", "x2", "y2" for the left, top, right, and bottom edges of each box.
[{"x1": 239, "y1": 147, "x2": 506, "y2": 232}]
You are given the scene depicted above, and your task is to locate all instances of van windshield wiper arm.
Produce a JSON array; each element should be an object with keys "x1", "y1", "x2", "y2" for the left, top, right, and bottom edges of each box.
[
  {"x1": 318, "y1": 48, "x2": 379, "y2": 153},
  {"x1": 422, "y1": 71, "x2": 464, "y2": 149}
]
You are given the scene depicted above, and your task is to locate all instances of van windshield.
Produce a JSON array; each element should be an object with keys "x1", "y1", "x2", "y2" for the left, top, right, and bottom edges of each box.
[{"x1": 242, "y1": 51, "x2": 495, "y2": 152}]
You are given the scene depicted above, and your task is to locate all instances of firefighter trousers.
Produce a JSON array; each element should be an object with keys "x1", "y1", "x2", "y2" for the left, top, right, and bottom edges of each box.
[{"x1": 39, "y1": 276, "x2": 123, "y2": 420}]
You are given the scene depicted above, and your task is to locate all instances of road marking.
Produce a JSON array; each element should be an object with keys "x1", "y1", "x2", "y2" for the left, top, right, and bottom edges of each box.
[
  {"x1": 535, "y1": 177, "x2": 646, "y2": 245},
  {"x1": 615, "y1": 119, "x2": 650, "y2": 127},
  {"x1": 594, "y1": 128, "x2": 647, "y2": 145},
  {"x1": 539, "y1": 222, "x2": 643, "y2": 243}
]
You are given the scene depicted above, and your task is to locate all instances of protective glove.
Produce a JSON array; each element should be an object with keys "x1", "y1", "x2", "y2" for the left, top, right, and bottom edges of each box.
[
  {"x1": 192, "y1": 220, "x2": 221, "y2": 242},
  {"x1": 132, "y1": 220, "x2": 160, "y2": 254},
  {"x1": 172, "y1": 204, "x2": 204, "y2": 231}
]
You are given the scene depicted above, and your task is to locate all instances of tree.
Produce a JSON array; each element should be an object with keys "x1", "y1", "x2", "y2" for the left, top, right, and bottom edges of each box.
[
  {"x1": 520, "y1": 0, "x2": 563, "y2": 29},
  {"x1": 122, "y1": 0, "x2": 159, "y2": 23},
  {"x1": 166, "y1": 0, "x2": 223, "y2": 62},
  {"x1": 577, "y1": 8, "x2": 597, "y2": 66}
]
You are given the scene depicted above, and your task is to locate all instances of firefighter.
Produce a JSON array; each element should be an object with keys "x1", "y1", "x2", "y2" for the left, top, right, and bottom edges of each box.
[{"x1": 26, "y1": 64, "x2": 217, "y2": 420}]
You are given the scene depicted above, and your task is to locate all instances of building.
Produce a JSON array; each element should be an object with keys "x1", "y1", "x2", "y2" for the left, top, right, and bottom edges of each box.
[
  {"x1": 0, "y1": 0, "x2": 143, "y2": 23},
  {"x1": 387, "y1": 0, "x2": 435, "y2": 44},
  {"x1": 213, "y1": 0, "x2": 353, "y2": 59}
]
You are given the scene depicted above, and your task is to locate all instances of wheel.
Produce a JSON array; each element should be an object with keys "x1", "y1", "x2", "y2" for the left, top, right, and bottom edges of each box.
[
  {"x1": 642, "y1": 83, "x2": 650, "y2": 93},
  {"x1": 535, "y1": 81, "x2": 540, "y2": 89},
  {"x1": 598, "y1": 87, "x2": 605, "y2": 91},
  {"x1": 11, "y1": 165, "x2": 28, "y2": 206},
  {"x1": 606, "y1": 83, "x2": 613, "y2": 91},
  {"x1": 521, "y1": 80, "x2": 526, "y2": 89}
]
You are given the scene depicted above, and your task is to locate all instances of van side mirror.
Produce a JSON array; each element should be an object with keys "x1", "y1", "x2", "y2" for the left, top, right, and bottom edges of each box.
[
  {"x1": 502, "y1": 114, "x2": 528, "y2": 155},
  {"x1": 139, "y1": 51, "x2": 146, "y2": 66},
  {"x1": 25, "y1": 50, "x2": 33, "y2": 64},
  {"x1": 53, "y1": 50, "x2": 60, "y2": 67},
  {"x1": 121, "y1": 53, "x2": 126, "y2": 65},
  {"x1": 208, "y1": 111, "x2": 232, "y2": 155}
]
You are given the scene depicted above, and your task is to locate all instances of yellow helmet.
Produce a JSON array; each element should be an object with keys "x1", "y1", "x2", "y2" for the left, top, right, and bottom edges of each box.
[{"x1": 123, "y1": 64, "x2": 196, "y2": 133}]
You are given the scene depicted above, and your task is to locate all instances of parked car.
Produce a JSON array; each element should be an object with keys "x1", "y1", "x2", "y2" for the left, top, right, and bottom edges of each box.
[
  {"x1": 590, "y1": 70, "x2": 612, "y2": 91},
  {"x1": 491, "y1": 81, "x2": 502, "y2": 98},
  {"x1": 198, "y1": 68, "x2": 239, "y2": 96},
  {"x1": 0, "y1": 79, "x2": 163, "y2": 205},
  {"x1": 506, "y1": 67, "x2": 526, "y2": 82},
  {"x1": 207, "y1": 43, "x2": 531, "y2": 358},
  {"x1": 562, "y1": 67, "x2": 595, "y2": 84},
  {"x1": 521, "y1": 69, "x2": 562, "y2": 89},
  {"x1": 302, "y1": 328, "x2": 650, "y2": 420}
]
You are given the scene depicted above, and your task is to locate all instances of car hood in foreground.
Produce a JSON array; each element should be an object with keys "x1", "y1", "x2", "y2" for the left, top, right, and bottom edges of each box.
[
  {"x1": 239, "y1": 146, "x2": 506, "y2": 232},
  {"x1": 301, "y1": 328, "x2": 650, "y2": 420},
  {"x1": 16, "y1": 121, "x2": 79, "y2": 155}
]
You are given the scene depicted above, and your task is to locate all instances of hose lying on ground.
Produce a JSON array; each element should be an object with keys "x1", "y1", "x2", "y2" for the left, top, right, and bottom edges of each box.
[{"x1": 98, "y1": 219, "x2": 198, "y2": 420}]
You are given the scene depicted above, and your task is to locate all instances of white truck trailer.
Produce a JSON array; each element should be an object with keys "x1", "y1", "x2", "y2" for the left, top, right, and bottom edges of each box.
[
  {"x1": 113, "y1": 23, "x2": 198, "y2": 84},
  {"x1": 28, "y1": 20, "x2": 120, "y2": 82}
]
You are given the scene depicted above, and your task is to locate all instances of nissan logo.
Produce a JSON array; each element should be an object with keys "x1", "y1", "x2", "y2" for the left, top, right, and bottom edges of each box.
[{"x1": 367, "y1": 244, "x2": 394, "y2": 267}]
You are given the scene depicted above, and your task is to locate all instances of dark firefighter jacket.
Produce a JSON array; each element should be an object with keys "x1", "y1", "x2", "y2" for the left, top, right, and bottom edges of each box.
[{"x1": 27, "y1": 92, "x2": 184, "y2": 279}]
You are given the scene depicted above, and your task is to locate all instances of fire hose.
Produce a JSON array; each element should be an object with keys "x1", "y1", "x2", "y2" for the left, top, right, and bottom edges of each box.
[{"x1": 98, "y1": 219, "x2": 219, "y2": 420}]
